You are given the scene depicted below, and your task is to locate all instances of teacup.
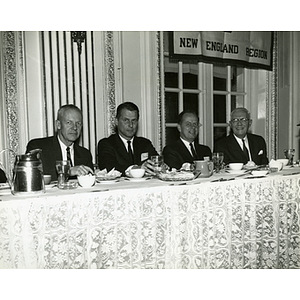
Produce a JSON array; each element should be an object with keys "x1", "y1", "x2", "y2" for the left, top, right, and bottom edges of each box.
[
  {"x1": 77, "y1": 174, "x2": 96, "y2": 187},
  {"x1": 228, "y1": 163, "x2": 243, "y2": 171},
  {"x1": 129, "y1": 168, "x2": 145, "y2": 178},
  {"x1": 276, "y1": 159, "x2": 288, "y2": 167}
]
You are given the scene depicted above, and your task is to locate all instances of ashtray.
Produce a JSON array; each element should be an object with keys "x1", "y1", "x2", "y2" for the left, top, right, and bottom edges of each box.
[{"x1": 58, "y1": 181, "x2": 78, "y2": 190}]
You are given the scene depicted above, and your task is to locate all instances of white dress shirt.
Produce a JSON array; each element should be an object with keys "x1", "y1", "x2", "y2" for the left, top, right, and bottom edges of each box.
[
  {"x1": 119, "y1": 135, "x2": 134, "y2": 154},
  {"x1": 233, "y1": 134, "x2": 252, "y2": 161},
  {"x1": 180, "y1": 137, "x2": 195, "y2": 157}
]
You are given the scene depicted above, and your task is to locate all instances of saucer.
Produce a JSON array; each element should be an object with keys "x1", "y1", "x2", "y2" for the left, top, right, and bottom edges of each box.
[
  {"x1": 125, "y1": 177, "x2": 151, "y2": 182},
  {"x1": 97, "y1": 178, "x2": 120, "y2": 184},
  {"x1": 251, "y1": 170, "x2": 268, "y2": 176},
  {"x1": 227, "y1": 169, "x2": 246, "y2": 175}
]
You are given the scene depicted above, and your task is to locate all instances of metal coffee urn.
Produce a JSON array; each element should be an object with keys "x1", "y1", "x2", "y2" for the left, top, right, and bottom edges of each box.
[{"x1": 11, "y1": 149, "x2": 45, "y2": 195}]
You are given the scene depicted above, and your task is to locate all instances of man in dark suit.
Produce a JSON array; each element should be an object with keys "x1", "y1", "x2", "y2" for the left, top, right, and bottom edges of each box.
[
  {"x1": 98, "y1": 102, "x2": 159, "y2": 175},
  {"x1": 26, "y1": 104, "x2": 94, "y2": 181},
  {"x1": 163, "y1": 110, "x2": 212, "y2": 170},
  {"x1": 214, "y1": 107, "x2": 268, "y2": 165}
]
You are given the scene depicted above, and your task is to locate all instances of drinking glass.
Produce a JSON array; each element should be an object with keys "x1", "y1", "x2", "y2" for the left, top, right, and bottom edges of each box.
[
  {"x1": 212, "y1": 152, "x2": 224, "y2": 173},
  {"x1": 151, "y1": 155, "x2": 164, "y2": 175},
  {"x1": 284, "y1": 149, "x2": 295, "y2": 166},
  {"x1": 56, "y1": 160, "x2": 71, "y2": 188}
]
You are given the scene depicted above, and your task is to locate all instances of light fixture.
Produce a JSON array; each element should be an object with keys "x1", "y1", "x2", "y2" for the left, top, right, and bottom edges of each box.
[{"x1": 71, "y1": 31, "x2": 86, "y2": 55}]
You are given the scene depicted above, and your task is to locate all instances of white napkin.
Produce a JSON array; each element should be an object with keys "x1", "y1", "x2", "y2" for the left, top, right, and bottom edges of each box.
[
  {"x1": 96, "y1": 168, "x2": 122, "y2": 178},
  {"x1": 269, "y1": 159, "x2": 283, "y2": 171}
]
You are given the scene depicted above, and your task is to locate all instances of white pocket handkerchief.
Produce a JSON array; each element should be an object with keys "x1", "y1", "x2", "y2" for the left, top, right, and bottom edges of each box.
[{"x1": 258, "y1": 150, "x2": 263, "y2": 155}]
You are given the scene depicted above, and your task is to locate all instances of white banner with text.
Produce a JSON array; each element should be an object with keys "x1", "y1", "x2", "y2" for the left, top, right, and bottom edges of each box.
[{"x1": 170, "y1": 31, "x2": 273, "y2": 70}]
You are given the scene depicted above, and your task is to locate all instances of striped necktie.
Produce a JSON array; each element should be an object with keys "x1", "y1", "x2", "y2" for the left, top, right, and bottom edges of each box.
[
  {"x1": 190, "y1": 143, "x2": 197, "y2": 159},
  {"x1": 66, "y1": 146, "x2": 73, "y2": 167}
]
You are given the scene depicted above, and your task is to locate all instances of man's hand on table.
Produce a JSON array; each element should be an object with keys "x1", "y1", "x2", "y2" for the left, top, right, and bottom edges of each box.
[{"x1": 69, "y1": 165, "x2": 94, "y2": 177}]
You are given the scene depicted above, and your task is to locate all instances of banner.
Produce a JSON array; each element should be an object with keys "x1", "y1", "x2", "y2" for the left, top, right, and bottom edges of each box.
[{"x1": 169, "y1": 31, "x2": 273, "y2": 70}]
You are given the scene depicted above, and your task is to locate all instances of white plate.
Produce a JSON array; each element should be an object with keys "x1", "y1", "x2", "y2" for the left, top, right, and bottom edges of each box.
[
  {"x1": 125, "y1": 177, "x2": 151, "y2": 182},
  {"x1": 45, "y1": 184, "x2": 57, "y2": 190},
  {"x1": 282, "y1": 166, "x2": 293, "y2": 170},
  {"x1": 0, "y1": 188, "x2": 12, "y2": 195},
  {"x1": 227, "y1": 169, "x2": 245, "y2": 175},
  {"x1": 244, "y1": 165, "x2": 257, "y2": 170},
  {"x1": 97, "y1": 178, "x2": 120, "y2": 184}
]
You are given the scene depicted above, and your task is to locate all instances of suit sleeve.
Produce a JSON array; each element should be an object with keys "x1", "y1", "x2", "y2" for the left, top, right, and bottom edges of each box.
[
  {"x1": 214, "y1": 140, "x2": 232, "y2": 165},
  {"x1": 201, "y1": 145, "x2": 212, "y2": 160},
  {"x1": 82, "y1": 149, "x2": 94, "y2": 171},
  {"x1": 162, "y1": 146, "x2": 182, "y2": 170},
  {"x1": 26, "y1": 140, "x2": 40, "y2": 153},
  {"x1": 98, "y1": 138, "x2": 125, "y2": 174}
]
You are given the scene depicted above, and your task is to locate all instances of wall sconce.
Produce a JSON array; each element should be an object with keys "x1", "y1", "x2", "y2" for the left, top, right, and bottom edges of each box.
[{"x1": 71, "y1": 31, "x2": 86, "y2": 55}]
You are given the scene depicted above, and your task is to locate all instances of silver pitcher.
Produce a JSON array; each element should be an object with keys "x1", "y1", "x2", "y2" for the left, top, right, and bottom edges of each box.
[{"x1": 11, "y1": 149, "x2": 45, "y2": 195}]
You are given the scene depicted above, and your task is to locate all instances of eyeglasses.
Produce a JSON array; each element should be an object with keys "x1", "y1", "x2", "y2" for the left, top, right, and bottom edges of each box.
[
  {"x1": 184, "y1": 122, "x2": 201, "y2": 129},
  {"x1": 231, "y1": 118, "x2": 249, "y2": 124}
]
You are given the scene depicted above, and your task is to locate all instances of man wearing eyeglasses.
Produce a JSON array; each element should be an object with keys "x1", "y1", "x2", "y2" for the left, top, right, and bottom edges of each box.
[
  {"x1": 214, "y1": 107, "x2": 268, "y2": 166},
  {"x1": 163, "y1": 110, "x2": 212, "y2": 170}
]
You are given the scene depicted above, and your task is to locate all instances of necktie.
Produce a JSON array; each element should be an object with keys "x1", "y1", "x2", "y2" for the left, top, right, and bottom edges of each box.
[
  {"x1": 127, "y1": 141, "x2": 134, "y2": 164},
  {"x1": 242, "y1": 139, "x2": 250, "y2": 161},
  {"x1": 190, "y1": 143, "x2": 197, "y2": 159},
  {"x1": 66, "y1": 146, "x2": 73, "y2": 167}
]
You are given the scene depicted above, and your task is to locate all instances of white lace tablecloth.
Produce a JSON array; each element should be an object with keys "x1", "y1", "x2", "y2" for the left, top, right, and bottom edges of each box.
[{"x1": 0, "y1": 171, "x2": 300, "y2": 269}]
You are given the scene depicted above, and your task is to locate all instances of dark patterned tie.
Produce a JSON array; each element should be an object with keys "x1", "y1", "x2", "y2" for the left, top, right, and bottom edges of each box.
[
  {"x1": 190, "y1": 143, "x2": 197, "y2": 159},
  {"x1": 242, "y1": 139, "x2": 250, "y2": 161},
  {"x1": 127, "y1": 141, "x2": 134, "y2": 164},
  {"x1": 66, "y1": 146, "x2": 73, "y2": 167}
]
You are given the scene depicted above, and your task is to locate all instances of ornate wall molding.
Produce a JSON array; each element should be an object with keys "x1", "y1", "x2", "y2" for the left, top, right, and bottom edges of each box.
[
  {"x1": 104, "y1": 31, "x2": 116, "y2": 135},
  {"x1": 2, "y1": 31, "x2": 19, "y2": 155},
  {"x1": 156, "y1": 31, "x2": 163, "y2": 152},
  {"x1": 268, "y1": 31, "x2": 278, "y2": 159}
]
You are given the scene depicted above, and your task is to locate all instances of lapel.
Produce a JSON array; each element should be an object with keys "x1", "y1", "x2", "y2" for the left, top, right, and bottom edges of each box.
[
  {"x1": 73, "y1": 143, "x2": 81, "y2": 165},
  {"x1": 53, "y1": 136, "x2": 63, "y2": 161},
  {"x1": 132, "y1": 136, "x2": 146, "y2": 163},
  {"x1": 228, "y1": 134, "x2": 246, "y2": 161},
  {"x1": 247, "y1": 134, "x2": 257, "y2": 160},
  {"x1": 178, "y1": 139, "x2": 194, "y2": 160}
]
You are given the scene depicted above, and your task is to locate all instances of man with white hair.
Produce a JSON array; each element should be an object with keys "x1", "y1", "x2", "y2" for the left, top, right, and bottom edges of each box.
[
  {"x1": 26, "y1": 104, "x2": 94, "y2": 180},
  {"x1": 214, "y1": 107, "x2": 268, "y2": 165}
]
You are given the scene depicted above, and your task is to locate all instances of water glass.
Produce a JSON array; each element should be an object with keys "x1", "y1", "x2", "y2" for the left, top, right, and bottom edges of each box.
[
  {"x1": 151, "y1": 155, "x2": 164, "y2": 174},
  {"x1": 284, "y1": 149, "x2": 295, "y2": 166},
  {"x1": 56, "y1": 160, "x2": 71, "y2": 187},
  {"x1": 212, "y1": 152, "x2": 224, "y2": 173}
]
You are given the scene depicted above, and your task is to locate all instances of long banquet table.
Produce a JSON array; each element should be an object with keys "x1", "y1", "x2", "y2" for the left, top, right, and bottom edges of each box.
[{"x1": 1, "y1": 167, "x2": 300, "y2": 269}]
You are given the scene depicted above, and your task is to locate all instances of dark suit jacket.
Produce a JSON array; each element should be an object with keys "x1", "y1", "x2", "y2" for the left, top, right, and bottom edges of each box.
[
  {"x1": 0, "y1": 169, "x2": 7, "y2": 183},
  {"x1": 162, "y1": 139, "x2": 212, "y2": 170},
  {"x1": 214, "y1": 133, "x2": 268, "y2": 165},
  {"x1": 26, "y1": 135, "x2": 94, "y2": 180},
  {"x1": 98, "y1": 134, "x2": 158, "y2": 175}
]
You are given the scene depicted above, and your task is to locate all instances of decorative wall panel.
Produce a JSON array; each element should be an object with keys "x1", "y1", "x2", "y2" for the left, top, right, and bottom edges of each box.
[
  {"x1": 41, "y1": 31, "x2": 116, "y2": 164},
  {"x1": 104, "y1": 31, "x2": 116, "y2": 135},
  {"x1": 2, "y1": 31, "x2": 19, "y2": 154}
]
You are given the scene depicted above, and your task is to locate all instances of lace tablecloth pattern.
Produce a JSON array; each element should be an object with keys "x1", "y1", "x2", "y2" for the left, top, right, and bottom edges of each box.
[{"x1": 0, "y1": 175, "x2": 299, "y2": 268}]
